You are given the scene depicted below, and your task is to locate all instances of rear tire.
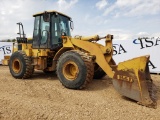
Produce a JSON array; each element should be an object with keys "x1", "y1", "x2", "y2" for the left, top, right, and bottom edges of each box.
[
  {"x1": 56, "y1": 50, "x2": 94, "y2": 89},
  {"x1": 9, "y1": 51, "x2": 34, "y2": 79}
]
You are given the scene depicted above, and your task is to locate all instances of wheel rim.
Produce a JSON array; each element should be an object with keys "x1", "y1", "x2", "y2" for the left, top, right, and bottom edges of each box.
[
  {"x1": 12, "y1": 58, "x2": 21, "y2": 73},
  {"x1": 63, "y1": 61, "x2": 79, "y2": 80}
]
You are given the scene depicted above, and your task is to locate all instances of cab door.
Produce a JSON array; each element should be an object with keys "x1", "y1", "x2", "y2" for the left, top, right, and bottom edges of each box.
[
  {"x1": 32, "y1": 15, "x2": 50, "y2": 49},
  {"x1": 50, "y1": 14, "x2": 62, "y2": 50}
]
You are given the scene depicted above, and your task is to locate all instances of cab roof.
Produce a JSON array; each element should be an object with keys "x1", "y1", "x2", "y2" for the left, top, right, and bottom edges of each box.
[{"x1": 33, "y1": 10, "x2": 71, "y2": 19}]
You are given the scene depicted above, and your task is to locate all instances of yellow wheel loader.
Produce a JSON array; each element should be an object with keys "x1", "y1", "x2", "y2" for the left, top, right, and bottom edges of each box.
[{"x1": 9, "y1": 11, "x2": 157, "y2": 108}]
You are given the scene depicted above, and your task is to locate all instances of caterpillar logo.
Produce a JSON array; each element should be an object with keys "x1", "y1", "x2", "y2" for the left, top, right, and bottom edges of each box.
[{"x1": 117, "y1": 75, "x2": 133, "y2": 83}]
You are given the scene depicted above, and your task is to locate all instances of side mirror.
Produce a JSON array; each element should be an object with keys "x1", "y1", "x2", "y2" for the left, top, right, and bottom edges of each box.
[
  {"x1": 43, "y1": 11, "x2": 50, "y2": 22},
  {"x1": 70, "y1": 21, "x2": 74, "y2": 30}
]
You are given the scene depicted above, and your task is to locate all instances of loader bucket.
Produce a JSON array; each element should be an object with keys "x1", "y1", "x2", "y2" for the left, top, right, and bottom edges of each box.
[{"x1": 112, "y1": 55, "x2": 157, "y2": 108}]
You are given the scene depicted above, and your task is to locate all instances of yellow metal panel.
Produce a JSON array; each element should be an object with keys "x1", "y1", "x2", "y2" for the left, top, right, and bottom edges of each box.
[
  {"x1": 2, "y1": 59, "x2": 9, "y2": 65},
  {"x1": 13, "y1": 42, "x2": 18, "y2": 53},
  {"x1": 4, "y1": 56, "x2": 10, "y2": 59},
  {"x1": 53, "y1": 47, "x2": 73, "y2": 60},
  {"x1": 32, "y1": 55, "x2": 47, "y2": 70},
  {"x1": 63, "y1": 37, "x2": 74, "y2": 48},
  {"x1": 117, "y1": 55, "x2": 149, "y2": 71}
]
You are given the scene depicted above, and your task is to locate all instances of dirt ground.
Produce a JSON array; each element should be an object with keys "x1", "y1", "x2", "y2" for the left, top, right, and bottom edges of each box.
[{"x1": 0, "y1": 66, "x2": 159, "y2": 120}]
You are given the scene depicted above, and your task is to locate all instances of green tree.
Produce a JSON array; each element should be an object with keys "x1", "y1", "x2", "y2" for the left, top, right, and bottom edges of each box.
[
  {"x1": 12, "y1": 39, "x2": 16, "y2": 42},
  {"x1": 7, "y1": 39, "x2": 11, "y2": 42}
]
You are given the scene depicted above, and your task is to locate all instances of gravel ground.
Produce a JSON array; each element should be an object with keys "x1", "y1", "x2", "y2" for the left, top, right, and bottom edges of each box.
[{"x1": 0, "y1": 65, "x2": 159, "y2": 120}]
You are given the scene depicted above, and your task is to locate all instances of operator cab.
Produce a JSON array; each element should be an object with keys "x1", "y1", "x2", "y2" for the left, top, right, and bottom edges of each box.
[{"x1": 32, "y1": 11, "x2": 73, "y2": 50}]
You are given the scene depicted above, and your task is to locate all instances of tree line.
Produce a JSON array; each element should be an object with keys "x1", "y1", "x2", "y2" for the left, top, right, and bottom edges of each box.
[{"x1": 0, "y1": 39, "x2": 16, "y2": 42}]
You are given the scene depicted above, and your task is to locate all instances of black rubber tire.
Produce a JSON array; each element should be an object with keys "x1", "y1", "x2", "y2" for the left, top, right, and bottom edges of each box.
[
  {"x1": 56, "y1": 50, "x2": 94, "y2": 89},
  {"x1": 93, "y1": 63, "x2": 106, "y2": 79},
  {"x1": 9, "y1": 51, "x2": 34, "y2": 79}
]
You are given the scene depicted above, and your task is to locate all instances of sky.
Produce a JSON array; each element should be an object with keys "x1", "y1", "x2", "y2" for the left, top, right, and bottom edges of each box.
[{"x1": 0, "y1": 0, "x2": 160, "y2": 41}]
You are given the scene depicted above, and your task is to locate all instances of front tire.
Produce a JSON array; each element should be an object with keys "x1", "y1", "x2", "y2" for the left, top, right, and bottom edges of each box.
[
  {"x1": 56, "y1": 50, "x2": 94, "y2": 89},
  {"x1": 9, "y1": 51, "x2": 34, "y2": 79}
]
